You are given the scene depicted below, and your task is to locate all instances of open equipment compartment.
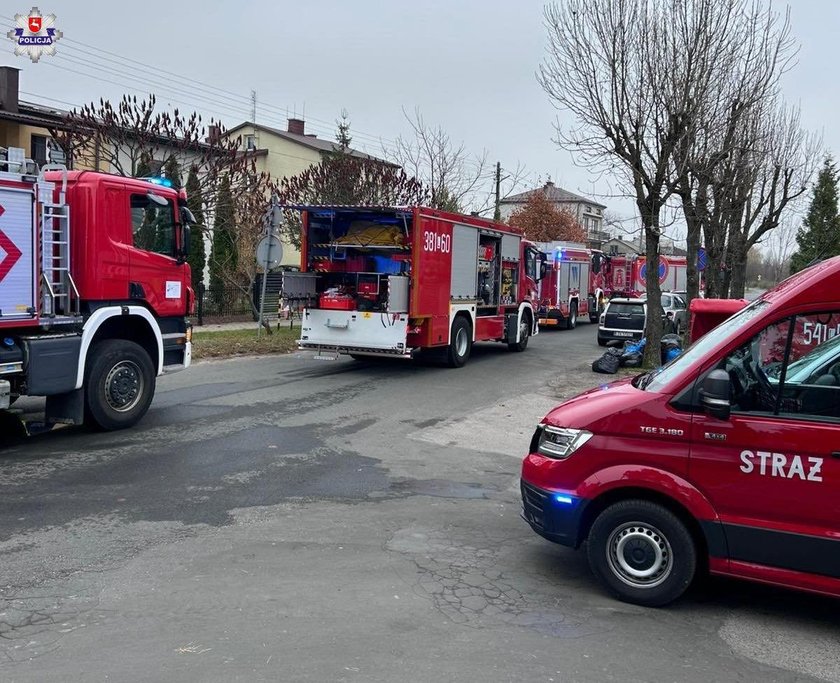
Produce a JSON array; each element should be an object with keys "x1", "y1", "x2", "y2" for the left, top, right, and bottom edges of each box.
[{"x1": 304, "y1": 207, "x2": 413, "y2": 313}]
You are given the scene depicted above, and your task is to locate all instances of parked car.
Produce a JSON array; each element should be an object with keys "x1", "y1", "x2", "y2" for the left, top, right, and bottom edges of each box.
[
  {"x1": 597, "y1": 298, "x2": 646, "y2": 346},
  {"x1": 645, "y1": 292, "x2": 688, "y2": 335}
]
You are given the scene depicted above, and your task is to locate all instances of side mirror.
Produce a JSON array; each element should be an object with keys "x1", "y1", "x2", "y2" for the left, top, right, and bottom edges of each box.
[
  {"x1": 700, "y1": 369, "x2": 731, "y2": 420},
  {"x1": 538, "y1": 253, "x2": 548, "y2": 281},
  {"x1": 180, "y1": 206, "x2": 197, "y2": 224},
  {"x1": 177, "y1": 224, "x2": 191, "y2": 265}
]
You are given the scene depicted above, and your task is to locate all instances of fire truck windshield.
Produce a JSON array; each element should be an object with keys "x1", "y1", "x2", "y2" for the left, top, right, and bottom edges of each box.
[{"x1": 641, "y1": 299, "x2": 769, "y2": 392}]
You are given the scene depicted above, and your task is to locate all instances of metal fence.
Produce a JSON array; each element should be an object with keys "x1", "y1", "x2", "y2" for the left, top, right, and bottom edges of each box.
[{"x1": 196, "y1": 284, "x2": 255, "y2": 324}]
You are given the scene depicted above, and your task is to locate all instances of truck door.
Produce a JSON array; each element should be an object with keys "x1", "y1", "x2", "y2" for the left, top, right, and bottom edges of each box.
[
  {"x1": 689, "y1": 310, "x2": 840, "y2": 578},
  {"x1": 128, "y1": 190, "x2": 187, "y2": 317}
]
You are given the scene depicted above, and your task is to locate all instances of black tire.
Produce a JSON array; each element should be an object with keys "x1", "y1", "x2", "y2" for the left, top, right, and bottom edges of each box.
[
  {"x1": 508, "y1": 312, "x2": 531, "y2": 352},
  {"x1": 84, "y1": 339, "x2": 156, "y2": 431},
  {"x1": 586, "y1": 499, "x2": 697, "y2": 607},
  {"x1": 447, "y1": 316, "x2": 472, "y2": 368},
  {"x1": 568, "y1": 302, "x2": 578, "y2": 330},
  {"x1": 597, "y1": 336, "x2": 608, "y2": 347}
]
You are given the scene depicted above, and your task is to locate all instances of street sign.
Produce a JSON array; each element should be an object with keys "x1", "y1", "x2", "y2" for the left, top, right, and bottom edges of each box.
[
  {"x1": 697, "y1": 247, "x2": 707, "y2": 272},
  {"x1": 256, "y1": 234, "x2": 283, "y2": 270}
]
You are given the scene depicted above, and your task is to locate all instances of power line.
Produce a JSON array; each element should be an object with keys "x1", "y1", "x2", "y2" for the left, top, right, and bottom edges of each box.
[{"x1": 1, "y1": 12, "x2": 396, "y2": 150}]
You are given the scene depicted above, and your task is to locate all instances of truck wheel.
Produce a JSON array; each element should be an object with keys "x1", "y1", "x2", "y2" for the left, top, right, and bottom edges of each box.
[
  {"x1": 597, "y1": 336, "x2": 608, "y2": 347},
  {"x1": 567, "y1": 302, "x2": 578, "y2": 330},
  {"x1": 447, "y1": 316, "x2": 472, "y2": 368},
  {"x1": 508, "y1": 312, "x2": 531, "y2": 352},
  {"x1": 85, "y1": 339, "x2": 156, "y2": 431},
  {"x1": 586, "y1": 500, "x2": 697, "y2": 607}
]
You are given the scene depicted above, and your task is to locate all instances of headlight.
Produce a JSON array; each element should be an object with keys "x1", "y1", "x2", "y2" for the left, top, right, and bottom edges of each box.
[{"x1": 535, "y1": 425, "x2": 593, "y2": 459}]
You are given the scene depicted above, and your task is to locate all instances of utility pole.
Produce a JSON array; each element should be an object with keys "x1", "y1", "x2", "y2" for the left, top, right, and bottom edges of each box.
[{"x1": 494, "y1": 161, "x2": 501, "y2": 221}]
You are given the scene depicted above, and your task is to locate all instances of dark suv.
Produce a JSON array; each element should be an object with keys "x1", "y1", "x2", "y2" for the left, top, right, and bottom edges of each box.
[{"x1": 597, "y1": 298, "x2": 646, "y2": 346}]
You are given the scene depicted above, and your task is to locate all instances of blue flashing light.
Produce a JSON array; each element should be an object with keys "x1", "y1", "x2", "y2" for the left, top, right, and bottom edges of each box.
[
  {"x1": 146, "y1": 176, "x2": 173, "y2": 188},
  {"x1": 554, "y1": 494, "x2": 575, "y2": 505}
]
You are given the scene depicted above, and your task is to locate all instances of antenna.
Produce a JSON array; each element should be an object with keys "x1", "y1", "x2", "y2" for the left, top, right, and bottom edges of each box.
[{"x1": 251, "y1": 89, "x2": 257, "y2": 123}]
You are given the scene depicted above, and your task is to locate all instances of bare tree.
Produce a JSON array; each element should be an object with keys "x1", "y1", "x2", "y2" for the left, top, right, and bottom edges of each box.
[
  {"x1": 390, "y1": 108, "x2": 489, "y2": 212},
  {"x1": 671, "y1": 4, "x2": 809, "y2": 300},
  {"x1": 719, "y1": 103, "x2": 819, "y2": 297},
  {"x1": 539, "y1": 0, "x2": 741, "y2": 365},
  {"x1": 762, "y1": 215, "x2": 797, "y2": 284}
]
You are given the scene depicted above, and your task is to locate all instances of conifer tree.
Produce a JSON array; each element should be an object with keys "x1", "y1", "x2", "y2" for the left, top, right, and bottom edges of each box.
[
  {"x1": 185, "y1": 165, "x2": 206, "y2": 291},
  {"x1": 209, "y1": 174, "x2": 237, "y2": 307},
  {"x1": 790, "y1": 157, "x2": 840, "y2": 273}
]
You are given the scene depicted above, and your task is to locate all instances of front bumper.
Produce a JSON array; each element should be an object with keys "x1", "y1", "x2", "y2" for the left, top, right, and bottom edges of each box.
[{"x1": 520, "y1": 479, "x2": 587, "y2": 548}]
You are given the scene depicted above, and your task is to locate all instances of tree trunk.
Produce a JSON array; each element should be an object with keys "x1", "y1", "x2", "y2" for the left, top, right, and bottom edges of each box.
[
  {"x1": 685, "y1": 216, "x2": 701, "y2": 304},
  {"x1": 728, "y1": 231, "x2": 748, "y2": 299},
  {"x1": 641, "y1": 216, "x2": 663, "y2": 369}
]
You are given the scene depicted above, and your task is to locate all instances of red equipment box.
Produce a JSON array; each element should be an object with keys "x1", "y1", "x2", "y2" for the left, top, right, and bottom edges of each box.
[{"x1": 320, "y1": 294, "x2": 355, "y2": 310}]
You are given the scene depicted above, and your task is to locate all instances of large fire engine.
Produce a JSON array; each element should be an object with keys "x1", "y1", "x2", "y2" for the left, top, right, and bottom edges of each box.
[
  {"x1": 0, "y1": 149, "x2": 194, "y2": 432},
  {"x1": 281, "y1": 206, "x2": 544, "y2": 366},
  {"x1": 535, "y1": 242, "x2": 609, "y2": 328},
  {"x1": 536, "y1": 244, "x2": 692, "y2": 329},
  {"x1": 603, "y1": 253, "x2": 688, "y2": 298}
]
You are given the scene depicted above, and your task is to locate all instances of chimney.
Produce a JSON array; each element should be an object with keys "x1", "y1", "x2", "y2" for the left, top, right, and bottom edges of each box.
[
  {"x1": 0, "y1": 66, "x2": 20, "y2": 113},
  {"x1": 206, "y1": 124, "x2": 221, "y2": 144},
  {"x1": 287, "y1": 118, "x2": 305, "y2": 135}
]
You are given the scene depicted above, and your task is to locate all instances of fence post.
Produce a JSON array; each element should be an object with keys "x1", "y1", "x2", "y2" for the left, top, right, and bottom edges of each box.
[{"x1": 197, "y1": 282, "x2": 205, "y2": 326}]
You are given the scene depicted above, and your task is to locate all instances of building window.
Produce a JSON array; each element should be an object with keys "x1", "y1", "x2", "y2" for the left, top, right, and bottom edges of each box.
[
  {"x1": 244, "y1": 134, "x2": 257, "y2": 151},
  {"x1": 31, "y1": 134, "x2": 49, "y2": 166}
]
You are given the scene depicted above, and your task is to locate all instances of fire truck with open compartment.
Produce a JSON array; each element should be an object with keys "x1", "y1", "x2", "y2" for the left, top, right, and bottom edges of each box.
[
  {"x1": 280, "y1": 206, "x2": 544, "y2": 366},
  {"x1": 0, "y1": 148, "x2": 194, "y2": 433}
]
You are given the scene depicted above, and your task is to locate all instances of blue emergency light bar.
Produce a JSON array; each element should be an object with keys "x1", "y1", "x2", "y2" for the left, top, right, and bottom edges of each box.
[{"x1": 144, "y1": 177, "x2": 174, "y2": 188}]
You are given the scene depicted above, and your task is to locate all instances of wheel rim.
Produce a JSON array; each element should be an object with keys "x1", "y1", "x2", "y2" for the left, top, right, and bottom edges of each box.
[
  {"x1": 519, "y1": 318, "x2": 529, "y2": 341},
  {"x1": 104, "y1": 360, "x2": 144, "y2": 413},
  {"x1": 455, "y1": 327, "x2": 469, "y2": 357},
  {"x1": 606, "y1": 521, "x2": 673, "y2": 588}
]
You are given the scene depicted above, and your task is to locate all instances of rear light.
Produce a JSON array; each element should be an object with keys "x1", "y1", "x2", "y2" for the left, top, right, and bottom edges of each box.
[
  {"x1": 534, "y1": 424, "x2": 593, "y2": 459},
  {"x1": 187, "y1": 286, "x2": 196, "y2": 315}
]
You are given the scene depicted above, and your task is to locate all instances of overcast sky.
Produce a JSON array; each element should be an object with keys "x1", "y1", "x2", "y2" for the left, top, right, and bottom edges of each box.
[{"x1": 3, "y1": 1, "x2": 837, "y2": 243}]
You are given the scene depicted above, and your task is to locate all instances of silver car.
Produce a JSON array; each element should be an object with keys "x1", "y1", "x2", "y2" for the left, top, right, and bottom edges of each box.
[{"x1": 645, "y1": 292, "x2": 688, "y2": 335}]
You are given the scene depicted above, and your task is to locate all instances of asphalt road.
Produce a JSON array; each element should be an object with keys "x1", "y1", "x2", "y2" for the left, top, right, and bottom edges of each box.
[{"x1": 1, "y1": 323, "x2": 838, "y2": 682}]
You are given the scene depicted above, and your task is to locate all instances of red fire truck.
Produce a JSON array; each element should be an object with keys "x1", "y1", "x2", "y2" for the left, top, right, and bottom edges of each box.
[
  {"x1": 535, "y1": 242, "x2": 609, "y2": 328},
  {"x1": 521, "y1": 256, "x2": 840, "y2": 606},
  {"x1": 282, "y1": 206, "x2": 544, "y2": 366},
  {"x1": 603, "y1": 253, "x2": 688, "y2": 298},
  {"x1": 0, "y1": 150, "x2": 194, "y2": 432}
]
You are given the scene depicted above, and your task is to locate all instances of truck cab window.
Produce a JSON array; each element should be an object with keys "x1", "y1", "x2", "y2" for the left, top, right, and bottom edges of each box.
[
  {"x1": 722, "y1": 311, "x2": 840, "y2": 422},
  {"x1": 131, "y1": 194, "x2": 176, "y2": 257}
]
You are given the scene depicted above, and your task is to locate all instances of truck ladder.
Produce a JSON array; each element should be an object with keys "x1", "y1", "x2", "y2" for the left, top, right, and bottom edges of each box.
[{"x1": 38, "y1": 164, "x2": 80, "y2": 322}]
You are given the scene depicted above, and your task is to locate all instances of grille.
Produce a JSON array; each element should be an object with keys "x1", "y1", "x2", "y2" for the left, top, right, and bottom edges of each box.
[{"x1": 520, "y1": 480, "x2": 547, "y2": 531}]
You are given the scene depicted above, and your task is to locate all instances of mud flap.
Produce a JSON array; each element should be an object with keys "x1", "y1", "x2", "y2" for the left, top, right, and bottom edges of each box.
[
  {"x1": 505, "y1": 313, "x2": 519, "y2": 343},
  {"x1": 45, "y1": 388, "x2": 84, "y2": 425}
]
